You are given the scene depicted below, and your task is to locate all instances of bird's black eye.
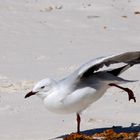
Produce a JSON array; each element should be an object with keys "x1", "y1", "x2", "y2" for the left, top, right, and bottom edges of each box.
[{"x1": 41, "y1": 86, "x2": 45, "y2": 89}]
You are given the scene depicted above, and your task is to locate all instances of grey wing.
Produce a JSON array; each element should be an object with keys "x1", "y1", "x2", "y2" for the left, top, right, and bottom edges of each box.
[{"x1": 76, "y1": 51, "x2": 140, "y2": 79}]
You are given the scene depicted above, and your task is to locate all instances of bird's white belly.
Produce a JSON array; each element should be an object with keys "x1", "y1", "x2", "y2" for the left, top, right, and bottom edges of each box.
[{"x1": 44, "y1": 86, "x2": 108, "y2": 114}]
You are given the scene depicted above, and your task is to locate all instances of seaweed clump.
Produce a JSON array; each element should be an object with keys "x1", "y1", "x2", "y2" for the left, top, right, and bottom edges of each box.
[{"x1": 64, "y1": 129, "x2": 139, "y2": 140}]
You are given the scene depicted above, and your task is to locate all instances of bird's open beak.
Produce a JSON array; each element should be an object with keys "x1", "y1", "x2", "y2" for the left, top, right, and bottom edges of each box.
[{"x1": 25, "y1": 91, "x2": 37, "y2": 98}]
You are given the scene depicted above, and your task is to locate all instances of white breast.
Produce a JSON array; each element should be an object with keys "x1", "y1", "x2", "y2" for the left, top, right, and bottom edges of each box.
[{"x1": 43, "y1": 85, "x2": 108, "y2": 114}]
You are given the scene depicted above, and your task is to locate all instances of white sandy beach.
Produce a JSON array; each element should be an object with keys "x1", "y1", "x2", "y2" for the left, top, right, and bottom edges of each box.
[{"x1": 0, "y1": 0, "x2": 140, "y2": 139}]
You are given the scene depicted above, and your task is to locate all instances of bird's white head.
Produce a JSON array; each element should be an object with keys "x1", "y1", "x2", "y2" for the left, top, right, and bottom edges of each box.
[{"x1": 25, "y1": 78, "x2": 56, "y2": 99}]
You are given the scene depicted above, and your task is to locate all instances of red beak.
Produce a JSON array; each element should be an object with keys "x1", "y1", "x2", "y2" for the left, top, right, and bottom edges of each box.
[{"x1": 25, "y1": 91, "x2": 37, "y2": 98}]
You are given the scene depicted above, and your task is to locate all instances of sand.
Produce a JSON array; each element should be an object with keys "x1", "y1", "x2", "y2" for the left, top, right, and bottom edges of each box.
[{"x1": 0, "y1": 0, "x2": 140, "y2": 139}]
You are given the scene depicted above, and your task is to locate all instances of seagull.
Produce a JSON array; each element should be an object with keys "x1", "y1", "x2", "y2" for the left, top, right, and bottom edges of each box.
[{"x1": 25, "y1": 51, "x2": 140, "y2": 133}]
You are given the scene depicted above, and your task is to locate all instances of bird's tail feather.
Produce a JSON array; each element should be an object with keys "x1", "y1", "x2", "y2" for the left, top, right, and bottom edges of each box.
[
  {"x1": 107, "y1": 64, "x2": 133, "y2": 76},
  {"x1": 107, "y1": 64, "x2": 138, "y2": 84}
]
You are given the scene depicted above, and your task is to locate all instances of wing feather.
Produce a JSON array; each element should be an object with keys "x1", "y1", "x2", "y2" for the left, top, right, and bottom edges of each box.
[{"x1": 77, "y1": 51, "x2": 140, "y2": 78}]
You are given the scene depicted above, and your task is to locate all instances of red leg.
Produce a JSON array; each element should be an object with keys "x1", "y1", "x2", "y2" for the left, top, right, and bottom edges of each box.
[
  {"x1": 76, "y1": 113, "x2": 81, "y2": 134},
  {"x1": 109, "y1": 83, "x2": 136, "y2": 102}
]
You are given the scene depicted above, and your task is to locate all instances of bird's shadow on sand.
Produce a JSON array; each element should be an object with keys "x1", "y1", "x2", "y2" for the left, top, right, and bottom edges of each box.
[{"x1": 51, "y1": 123, "x2": 140, "y2": 140}]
